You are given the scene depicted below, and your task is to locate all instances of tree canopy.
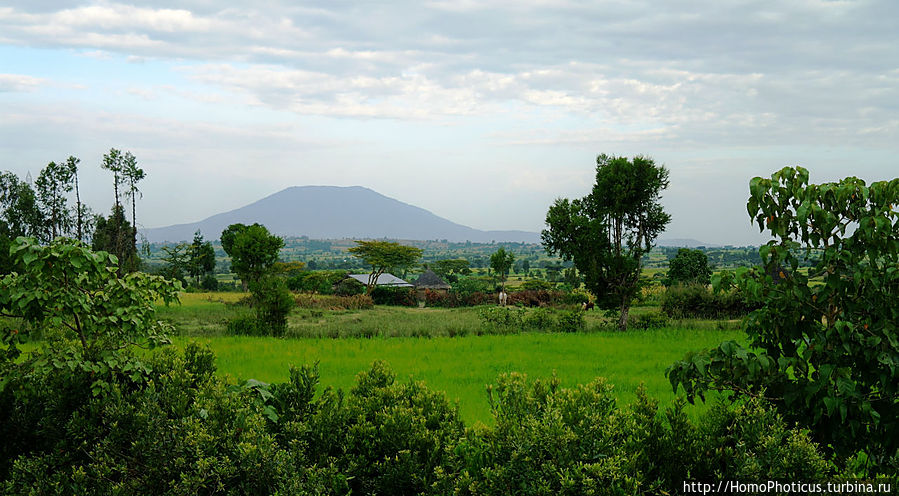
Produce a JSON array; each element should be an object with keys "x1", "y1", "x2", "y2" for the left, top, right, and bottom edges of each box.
[
  {"x1": 489, "y1": 248, "x2": 515, "y2": 291},
  {"x1": 667, "y1": 166, "x2": 899, "y2": 468},
  {"x1": 220, "y1": 223, "x2": 283, "y2": 288},
  {"x1": 542, "y1": 154, "x2": 670, "y2": 331},
  {"x1": 0, "y1": 237, "x2": 179, "y2": 355},
  {"x1": 665, "y1": 248, "x2": 712, "y2": 286},
  {"x1": 348, "y1": 240, "x2": 422, "y2": 293}
]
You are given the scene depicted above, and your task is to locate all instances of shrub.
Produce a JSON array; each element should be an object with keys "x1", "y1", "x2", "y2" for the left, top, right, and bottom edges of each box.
[
  {"x1": 227, "y1": 314, "x2": 262, "y2": 336},
  {"x1": 629, "y1": 310, "x2": 669, "y2": 330},
  {"x1": 370, "y1": 286, "x2": 416, "y2": 306},
  {"x1": 661, "y1": 283, "x2": 753, "y2": 319},
  {"x1": 477, "y1": 307, "x2": 524, "y2": 334},
  {"x1": 438, "y1": 374, "x2": 829, "y2": 494},
  {"x1": 522, "y1": 307, "x2": 555, "y2": 330},
  {"x1": 200, "y1": 273, "x2": 219, "y2": 291},
  {"x1": 249, "y1": 275, "x2": 295, "y2": 336},
  {"x1": 555, "y1": 309, "x2": 585, "y2": 333}
]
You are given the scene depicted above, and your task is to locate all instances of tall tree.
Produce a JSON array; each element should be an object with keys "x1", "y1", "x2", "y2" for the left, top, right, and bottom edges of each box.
[
  {"x1": 35, "y1": 161, "x2": 76, "y2": 240},
  {"x1": 0, "y1": 172, "x2": 44, "y2": 242},
  {"x1": 121, "y1": 151, "x2": 145, "y2": 250},
  {"x1": 542, "y1": 154, "x2": 670, "y2": 331},
  {"x1": 101, "y1": 149, "x2": 127, "y2": 265},
  {"x1": 63, "y1": 156, "x2": 87, "y2": 242},
  {"x1": 348, "y1": 240, "x2": 422, "y2": 294},
  {"x1": 664, "y1": 248, "x2": 712, "y2": 286},
  {"x1": 489, "y1": 247, "x2": 515, "y2": 291},
  {"x1": 188, "y1": 230, "x2": 216, "y2": 287},
  {"x1": 220, "y1": 223, "x2": 283, "y2": 289}
]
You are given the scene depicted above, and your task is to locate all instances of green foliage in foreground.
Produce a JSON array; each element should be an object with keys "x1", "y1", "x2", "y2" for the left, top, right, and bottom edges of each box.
[
  {"x1": 669, "y1": 166, "x2": 899, "y2": 472},
  {"x1": 1, "y1": 343, "x2": 832, "y2": 495}
]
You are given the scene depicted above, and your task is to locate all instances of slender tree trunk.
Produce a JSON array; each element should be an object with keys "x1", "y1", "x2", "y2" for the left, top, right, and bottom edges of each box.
[
  {"x1": 618, "y1": 299, "x2": 630, "y2": 332},
  {"x1": 74, "y1": 172, "x2": 82, "y2": 242},
  {"x1": 131, "y1": 184, "x2": 138, "y2": 259}
]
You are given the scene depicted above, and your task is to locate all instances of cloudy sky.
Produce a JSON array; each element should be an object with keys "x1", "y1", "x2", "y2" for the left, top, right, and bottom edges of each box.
[{"x1": 1, "y1": 1, "x2": 897, "y2": 245}]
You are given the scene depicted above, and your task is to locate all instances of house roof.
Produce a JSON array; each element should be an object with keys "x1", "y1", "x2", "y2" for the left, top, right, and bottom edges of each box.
[
  {"x1": 347, "y1": 273, "x2": 413, "y2": 287},
  {"x1": 414, "y1": 270, "x2": 451, "y2": 290}
]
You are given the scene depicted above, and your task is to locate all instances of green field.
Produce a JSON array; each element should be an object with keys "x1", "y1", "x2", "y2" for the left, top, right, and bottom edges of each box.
[{"x1": 155, "y1": 292, "x2": 744, "y2": 424}]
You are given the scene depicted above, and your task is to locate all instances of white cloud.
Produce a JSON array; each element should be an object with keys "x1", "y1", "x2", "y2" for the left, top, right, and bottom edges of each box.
[{"x1": 0, "y1": 73, "x2": 44, "y2": 92}]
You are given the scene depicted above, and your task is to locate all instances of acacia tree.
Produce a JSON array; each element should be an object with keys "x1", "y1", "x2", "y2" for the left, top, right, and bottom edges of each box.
[
  {"x1": 489, "y1": 248, "x2": 515, "y2": 291},
  {"x1": 348, "y1": 240, "x2": 422, "y2": 294},
  {"x1": 542, "y1": 154, "x2": 670, "y2": 331},
  {"x1": 667, "y1": 167, "x2": 899, "y2": 471}
]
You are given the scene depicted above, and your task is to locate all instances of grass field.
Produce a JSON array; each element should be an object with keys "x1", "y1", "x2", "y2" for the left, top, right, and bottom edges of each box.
[{"x1": 146, "y1": 291, "x2": 748, "y2": 423}]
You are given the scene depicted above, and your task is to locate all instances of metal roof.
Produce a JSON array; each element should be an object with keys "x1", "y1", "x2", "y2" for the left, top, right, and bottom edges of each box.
[{"x1": 347, "y1": 273, "x2": 413, "y2": 287}]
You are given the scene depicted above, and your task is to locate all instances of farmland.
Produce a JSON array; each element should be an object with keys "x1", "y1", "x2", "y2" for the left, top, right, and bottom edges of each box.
[{"x1": 157, "y1": 292, "x2": 743, "y2": 423}]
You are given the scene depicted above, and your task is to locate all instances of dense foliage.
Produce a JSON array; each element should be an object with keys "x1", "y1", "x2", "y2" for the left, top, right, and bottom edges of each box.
[
  {"x1": 0, "y1": 348, "x2": 833, "y2": 494},
  {"x1": 664, "y1": 248, "x2": 711, "y2": 286},
  {"x1": 661, "y1": 283, "x2": 755, "y2": 319},
  {"x1": 668, "y1": 167, "x2": 899, "y2": 473},
  {"x1": 542, "y1": 154, "x2": 671, "y2": 331}
]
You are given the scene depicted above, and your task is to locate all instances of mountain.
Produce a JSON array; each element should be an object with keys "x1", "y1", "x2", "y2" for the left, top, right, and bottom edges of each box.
[
  {"x1": 141, "y1": 186, "x2": 541, "y2": 244},
  {"x1": 656, "y1": 238, "x2": 721, "y2": 248}
]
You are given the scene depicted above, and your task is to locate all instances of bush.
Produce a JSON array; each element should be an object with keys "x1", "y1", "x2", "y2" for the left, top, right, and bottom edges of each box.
[
  {"x1": 555, "y1": 309, "x2": 585, "y2": 333},
  {"x1": 249, "y1": 275, "x2": 295, "y2": 336},
  {"x1": 661, "y1": 283, "x2": 753, "y2": 319},
  {"x1": 477, "y1": 307, "x2": 524, "y2": 333},
  {"x1": 200, "y1": 273, "x2": 219, "y2": 291},
  {"x1": 0, "y1": 344, "x2": 836, "y2": 494},
  {"x1": 437, "y1": 373, "x2": 829, "y2": 494},
  {"x1": 629, "y1": 310, "x2": 669, "y2": 330},
  {"x1": 227, "y1": 313, "x2": 262, "y2": 335},
  {"x1": 370, "y1": 286, "x2": 416, "y2": 306}
]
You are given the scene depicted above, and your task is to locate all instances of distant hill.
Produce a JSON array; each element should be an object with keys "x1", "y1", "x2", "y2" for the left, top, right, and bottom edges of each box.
[
  {"x1": 656, "y1": 238, "x2": 721, "y2": 248},
  {"x1": 141, "y1": 186, "x2": 541, "y2": 244}
]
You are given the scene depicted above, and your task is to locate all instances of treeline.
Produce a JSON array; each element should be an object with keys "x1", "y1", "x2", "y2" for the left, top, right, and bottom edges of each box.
[{"x1": 0, "y1": 149, "x2": 147, "y2": 274}]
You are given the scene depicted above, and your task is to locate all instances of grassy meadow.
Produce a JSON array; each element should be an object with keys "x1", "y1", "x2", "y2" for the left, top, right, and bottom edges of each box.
[{"x1": 157, "y1": 291, "x2": 744, "y2": 424}]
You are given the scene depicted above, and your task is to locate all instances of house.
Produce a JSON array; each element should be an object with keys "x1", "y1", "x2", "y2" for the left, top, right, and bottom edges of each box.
[
  {"x1": 413, "y1": 270, "x2": 451, "y2": 298},
  {"x1": 344, "y1": 273, "x2": 413, "y2": 289}
]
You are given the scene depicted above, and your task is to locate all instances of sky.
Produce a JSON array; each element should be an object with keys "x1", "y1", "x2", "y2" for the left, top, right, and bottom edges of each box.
[{"x1": 1, "y1": 1, "x2": 897, "y2": 246}]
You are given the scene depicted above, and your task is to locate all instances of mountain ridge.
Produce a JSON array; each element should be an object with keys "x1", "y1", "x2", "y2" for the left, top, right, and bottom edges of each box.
[{"x1": 141, "y1": 185, "x2": 541, "y2": 244}]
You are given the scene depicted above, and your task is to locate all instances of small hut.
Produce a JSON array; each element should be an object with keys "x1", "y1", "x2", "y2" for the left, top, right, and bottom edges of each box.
[{"x1": 413, "y1": 270, "x2": 451, "y2": 298}]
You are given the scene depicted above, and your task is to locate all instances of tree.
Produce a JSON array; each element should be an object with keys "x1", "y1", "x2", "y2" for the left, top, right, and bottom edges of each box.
[
  {"x1": 92, "y1": 205, "x2": 139, "y2": 273},
  {"x1": 431, "y1": 258, "x2": 470, "y2": 283},
  {"x1": 667, "y1": 166, "x2": 899, "y2": 471},
  {"x1": 0, "y1": 237, "x2": 179, "y2": 355},
  {"x1": 489, "y1": 248, "x2": 515, "y2": 291},
  {"x1": 121, "y1": 151, "x2": 145, "y2": 251},
  {"x1": 188, "y1": 230, "x2": 216, "y2": 287},
  {"x1": 665, "y1": 248, "x2": 711, "y2": 286},
  {"x1": 348, "y1": 240, "x2": 422, "y2": 294},
  {"x1": 34, "y1": 161, "x2": 75, "y2": 240},
  {"x1": 542, "y1": 154, "x2": 671, "y2": 331},
  {"x1": 159, "y1": 242, "x2": 190, "y2": 284},
  {"x1": 220, "y1": 223, "x2": 283, "y2": 289}
]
